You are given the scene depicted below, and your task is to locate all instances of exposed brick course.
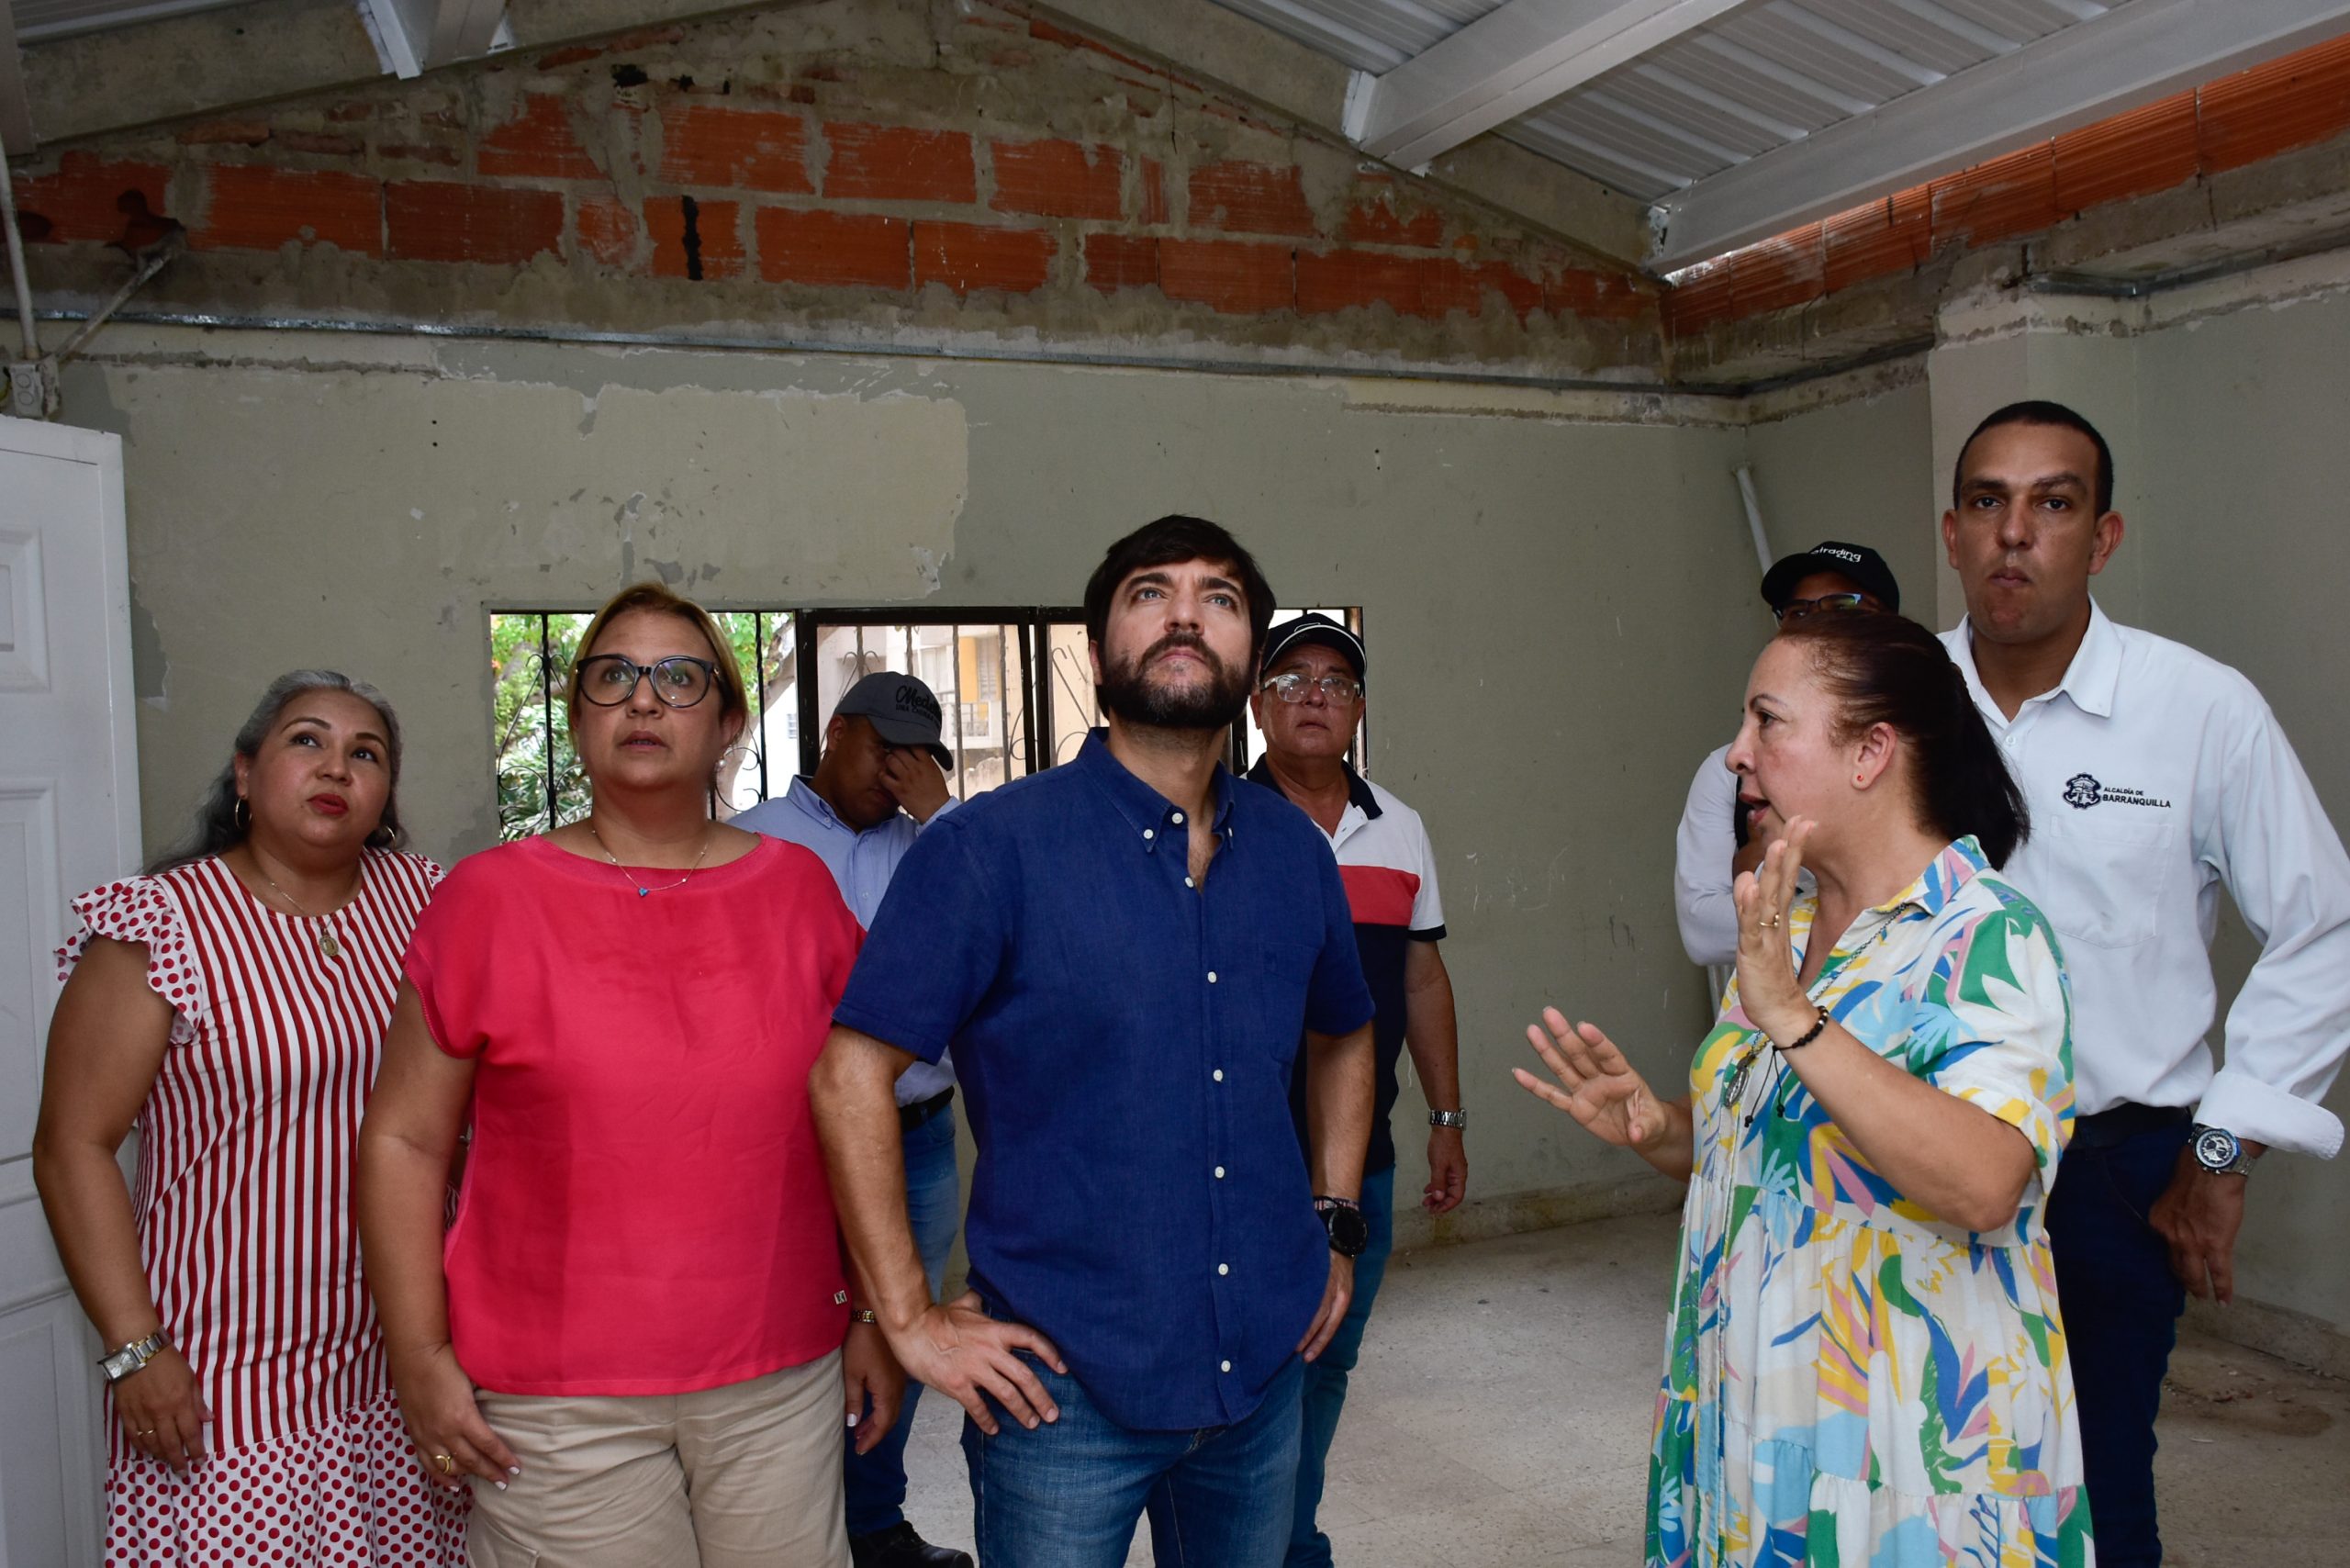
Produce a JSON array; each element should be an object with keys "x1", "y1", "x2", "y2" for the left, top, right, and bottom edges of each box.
[
  {"x1": 480, "y1": 95, "x2": 602, "y2": 181},
  {"x1": 1160, "y1": 238, "x2": 1292, "y2": 314},
  {"x1": 1188, "y1": 160, "x2": 1315, "y2": 237},
  {"x1": 658, "y1": 105, "x2": 811, "y2": 193},
  {"x1": 824, "y1": 123, "x2": 976, "y2": 204},
  {"x1": 758, "y1": 207, "x2": 910, "y2": 288},
  {"x1": 196, "y1": 165, "x2": 382, "y2": 255},
  {"x1": 914, "y1": 221, "x2": 1055, "y2": 295},
  {"x1": 991, "y1": 140, "x2": 1123, "y2": 220},
  {"x1": 646, "y1": 196, "x2": 745, "y2": 279},
  {"x1": 387, "y1": 180, "x2": 563, "y2": 265}
]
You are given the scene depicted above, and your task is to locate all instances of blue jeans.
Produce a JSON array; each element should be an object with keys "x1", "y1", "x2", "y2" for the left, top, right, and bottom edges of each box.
[
  {"x1": 2045, "y1": 1112, "x2": 2190, "y2": 1568},
  {"x1": 1285, "y1": 1167, "x2": 1393, "y2": 1568},
  {"x1": 965, "y1": 1349, "x2": 1304, "y2": 1568},
  {"x1": 845, "y1": 1103, "x2": 963, "y2": 1538}
]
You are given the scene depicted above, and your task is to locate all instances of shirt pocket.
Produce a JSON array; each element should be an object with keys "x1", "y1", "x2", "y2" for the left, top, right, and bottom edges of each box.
[
  {"x1": 2032, "y1": 811, "x2": 2178, "y2": 949},
  {"x1": 1253, "y1": 939, "x2": 1325, "y2": 1070}
]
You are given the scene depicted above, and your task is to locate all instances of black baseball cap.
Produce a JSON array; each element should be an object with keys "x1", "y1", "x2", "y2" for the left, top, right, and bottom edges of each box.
[
  {"x1": 1760, "y1": 541, "x2": 1901, "y2": 613},
  {"x1": 1259, "y1": 612, "x2": 1365, "y2": 679},
  {"x1": 834, "y1": 671, "x2": 952, "y2": 769}
]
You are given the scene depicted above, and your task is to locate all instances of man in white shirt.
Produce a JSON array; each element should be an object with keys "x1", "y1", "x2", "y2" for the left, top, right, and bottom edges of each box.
[
  {"x1": 1673, "y1": 542, "x2": 1899, "y2": 967},
  {"x1": 733, "y1": 672, "x2": 970, "y2": 1568},
  {"x1": 1940, "y1": 401, "x2": 2350, "y2": 1568}
]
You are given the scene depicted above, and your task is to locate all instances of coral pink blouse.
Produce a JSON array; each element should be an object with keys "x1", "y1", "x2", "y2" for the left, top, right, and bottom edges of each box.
[{"x1": 404, "y1": 834, "x2": 860, "y2": 1396}]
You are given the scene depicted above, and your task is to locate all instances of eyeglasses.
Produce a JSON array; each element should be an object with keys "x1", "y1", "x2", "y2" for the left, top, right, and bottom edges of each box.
[
  {"x1": 1774, "y1": 592, "x2": 1873, "y2": 622},
  {"x1": 1260, "y1": 671, "x2": 1364, "y2": 703},
  {"x1": 574, "y1": 655, "x2": 719, "y2": 709}
]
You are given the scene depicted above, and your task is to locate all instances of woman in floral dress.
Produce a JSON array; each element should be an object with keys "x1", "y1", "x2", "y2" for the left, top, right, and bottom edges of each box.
[{"x1": 1518, "y1": 613, "x2": 2091, "y2": 1568}]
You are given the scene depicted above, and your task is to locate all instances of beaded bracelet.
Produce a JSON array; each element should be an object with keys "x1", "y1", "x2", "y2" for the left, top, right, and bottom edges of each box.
[{"x1": 1773, "y1": 1005, "x2": 1831, "y2": 1053}]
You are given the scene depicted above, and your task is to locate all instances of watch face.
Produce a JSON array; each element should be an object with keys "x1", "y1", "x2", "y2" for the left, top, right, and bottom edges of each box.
[
  {"x1": 2194, "y1": 1126, "x2": 2241, "y2": 1171},
  {"x1": 1323, "y1": 1204, "x2": 1370, "y2": 1256}
]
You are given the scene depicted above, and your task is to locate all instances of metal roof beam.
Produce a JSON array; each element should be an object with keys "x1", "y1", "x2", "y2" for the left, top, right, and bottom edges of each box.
[
  {"x1": 1346, "y1": 0, "x2": 1751, "y2": 170},
  {"x1": 1652, "y1": 0, "x2": 2350, "y2": 270},
  {"x1": 359, "y1": 0, "x2": 510, "y2": 77}
]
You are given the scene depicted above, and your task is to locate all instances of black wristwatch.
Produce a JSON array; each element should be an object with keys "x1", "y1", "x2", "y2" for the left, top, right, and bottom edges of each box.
[{"x1": 1314, "y1": 1196, "x2": 1368, "y2": 1259}]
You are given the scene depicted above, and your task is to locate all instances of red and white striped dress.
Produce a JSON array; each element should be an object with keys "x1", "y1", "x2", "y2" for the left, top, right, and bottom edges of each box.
[{"x1": 57, "y1": 849, "x2": 469, "y2": 1567}]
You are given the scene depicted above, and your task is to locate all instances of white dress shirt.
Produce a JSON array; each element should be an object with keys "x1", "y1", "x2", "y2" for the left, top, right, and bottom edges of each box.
[
  {"x1": 1943, "y1": 603, "x2": 2350, "y2": 1157},
  {"x1": 1674, "y1": 743, "x2": 1740, "y2": 968},
  {"x1": 733, "y1": 777, "x2": 960, "y2": 1106}
]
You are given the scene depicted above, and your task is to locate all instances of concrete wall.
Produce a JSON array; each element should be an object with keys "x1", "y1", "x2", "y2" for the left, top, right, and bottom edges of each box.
[
  {"x1": 69, "y1": 327, "x2": 1886, "y2": 1213},
  {"x1": 2132, "y1": 286, "x2": 2350, "y2": 1356}
]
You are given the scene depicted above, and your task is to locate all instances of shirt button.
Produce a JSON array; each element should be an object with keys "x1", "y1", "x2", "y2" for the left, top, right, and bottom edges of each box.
[
  {"x1": 1143, "y1": 828, "x2": 1155, "y2": 841},
  {"x1": 1172, "y1": 811, "x2": 1185, "y2": 824},
  {"x1": 1207, "y1": 970, "x2": 1218, "y2": 984},
  {"x1": 1217, "y1": 1263, "x2": 1229, "y2": 1276},
  {"x1": 1220, "y1": 1361, "x2": 1232, "y2": 1372},
  {"x1": 1214, "y1": 1166, "x2": 1225, "y2": 1178},
  {"x1": 1184, "y1": 876, "x2": 1196, "y2": 889},
  {"x1": 1213, "y1": 1069, "x2": 1224, "y2": 1082}
]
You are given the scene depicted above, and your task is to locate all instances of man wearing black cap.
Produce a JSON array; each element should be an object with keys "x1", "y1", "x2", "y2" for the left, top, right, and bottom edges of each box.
[
  {"x1": 1673, "y1": 543, "x2": 1898, "y2": 969},
  {"x1": 735, "y1": 670, "x2": 970, "y2": 1568},
  {"x1": 1241, "y1": 613, "x2": 1464, "y2": 1568}
]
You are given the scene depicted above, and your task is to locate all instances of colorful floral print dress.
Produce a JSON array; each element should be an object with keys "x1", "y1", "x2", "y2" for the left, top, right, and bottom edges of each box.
[{"x1": 1648, "y1": 836, "x2": 2093, "y2": 1568}]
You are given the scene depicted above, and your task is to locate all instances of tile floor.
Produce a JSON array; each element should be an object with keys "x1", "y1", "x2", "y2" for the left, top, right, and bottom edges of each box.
[{"x1": 894, "y1": 1210, "x2": 2350, "y2": 1566}]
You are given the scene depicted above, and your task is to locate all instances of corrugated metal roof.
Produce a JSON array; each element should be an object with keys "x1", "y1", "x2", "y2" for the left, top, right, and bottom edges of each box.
[
  {"x1": 1213, "y1": 0, "x2": 2139, "y2": 199},
  {"x1": 9, "y1": 0, "x2": 261, "y2": 46}
]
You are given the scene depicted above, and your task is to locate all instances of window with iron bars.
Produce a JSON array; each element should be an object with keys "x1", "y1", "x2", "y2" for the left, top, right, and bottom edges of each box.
[{"x1": 490, "y1": 607, "x2": 1363, "y2": 839}]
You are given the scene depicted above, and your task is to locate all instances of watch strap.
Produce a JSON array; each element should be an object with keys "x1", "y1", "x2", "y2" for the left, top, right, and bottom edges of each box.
[
  {"x1": 98, "y1": 1328, "x2": 168, "y2": 1383},
  {"x1": 1429, "y1": 1108, "x2": 1467, "y2": 1128}
]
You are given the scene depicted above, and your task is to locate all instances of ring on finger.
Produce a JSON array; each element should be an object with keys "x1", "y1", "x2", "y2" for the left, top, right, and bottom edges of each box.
[{"x1": 432, "y1": 1452, "x2": 455, "y2": 1476}]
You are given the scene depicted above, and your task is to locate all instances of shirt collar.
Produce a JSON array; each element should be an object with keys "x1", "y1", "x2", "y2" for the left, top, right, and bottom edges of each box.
[
  {"x1": 1241, "y1": 756, "x2": 1382, "y2": 819},
  {"x1": 1957, "y1": 597, "x2": 2122, "y2": 720},
  {"x1": 1079, "y1": 729, "x2": 1237, "y2": 852},
  {"x1": 787, "y1": 775, "x2": 899, "y2": 839},
  {"x1": 1881, "y1": 835, "x2": 1991, "y2": 921}
]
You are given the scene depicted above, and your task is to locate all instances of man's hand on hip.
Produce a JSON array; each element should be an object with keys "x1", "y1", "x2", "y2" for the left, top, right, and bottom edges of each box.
[
  {"x1": 2149, "y1": 1148, "x2": 2250, "y2": 1304},
  {"x1": 1296, "y1": 1254, "x2": 1355, "y2": 1362},
  {"x1": 886, "y1": 1290, "x2": 1065, "y2": 1434}
]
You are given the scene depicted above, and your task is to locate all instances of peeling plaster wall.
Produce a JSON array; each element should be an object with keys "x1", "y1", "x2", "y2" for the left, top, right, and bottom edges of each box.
[
  {"x1": 2132, "y1": 283, "x2": 2350, "y2": 1348},
  {"x1": 63, "y1": 329, "x2": 1824, "y2": 1208}
]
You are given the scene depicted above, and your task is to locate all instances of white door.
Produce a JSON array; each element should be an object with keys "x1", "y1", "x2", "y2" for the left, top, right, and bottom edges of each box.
[{"x1": 0, "y1": 416, "x2": 141, "y2": 1568}]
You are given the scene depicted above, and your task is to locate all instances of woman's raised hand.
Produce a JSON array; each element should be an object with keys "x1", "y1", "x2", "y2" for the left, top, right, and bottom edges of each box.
[
  {"x1": 1515, "y1": 1008, "x2": 1666, "y2": 1151},
  {"x1": 1732, "y1": 817, "x2": 1817, "y2": 1040}
]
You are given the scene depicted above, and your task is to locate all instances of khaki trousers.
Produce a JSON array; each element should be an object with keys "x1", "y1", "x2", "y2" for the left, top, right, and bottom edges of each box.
[{"x1": 468, "y1": 1351, "x2": 848, "y2": 1568}]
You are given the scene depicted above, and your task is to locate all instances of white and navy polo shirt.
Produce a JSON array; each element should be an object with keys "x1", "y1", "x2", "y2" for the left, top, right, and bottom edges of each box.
[{"x1": 1248, "y1": 757, "x2": 1447, "y2": 1176}]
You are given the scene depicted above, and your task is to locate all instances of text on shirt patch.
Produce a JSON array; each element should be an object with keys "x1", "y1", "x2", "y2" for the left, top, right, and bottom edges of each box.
[{"x1": 2063, "y1": 773, "x2": 2173, "y2": 811}]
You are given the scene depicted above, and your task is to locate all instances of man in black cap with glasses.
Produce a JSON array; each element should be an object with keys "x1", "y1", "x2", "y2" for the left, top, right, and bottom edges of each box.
[
  {"x1": 1239, "y1": 612, "x2": 1464, "y2": 1568},
  {"x1": 1673, "y1": 542, "x2": 1899, "y2": 970}
]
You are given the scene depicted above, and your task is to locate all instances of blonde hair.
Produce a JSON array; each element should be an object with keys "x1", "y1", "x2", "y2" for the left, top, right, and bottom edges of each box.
[{"x1": 567, "y1": 583, "x2": 751, "y2": 749}]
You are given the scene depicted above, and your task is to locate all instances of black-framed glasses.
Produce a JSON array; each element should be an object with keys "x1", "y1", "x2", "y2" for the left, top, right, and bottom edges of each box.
[
  {"x1": 1260, "y1": 671, "x2": 1364, "y2": 703},
  {"x1": 574, "y1": 654, "x2": 719, "y2": 709},
  {"x1": 1774, "y1": 592, "x2": 1871, "y2": 623}
]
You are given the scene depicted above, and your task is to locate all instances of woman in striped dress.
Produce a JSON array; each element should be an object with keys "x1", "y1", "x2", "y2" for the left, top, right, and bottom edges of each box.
[{"x1": 34, "y1": 670, "x2": 467, "y2": 1567}]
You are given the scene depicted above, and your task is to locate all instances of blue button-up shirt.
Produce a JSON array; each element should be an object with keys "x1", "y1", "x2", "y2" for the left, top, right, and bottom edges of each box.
[
  {"x1": 734, "y1": 778, "x2": 958, "y2": 1106},
  {"x1": 834, "y1": 732, "x2": 1374, "y2": 1431}
]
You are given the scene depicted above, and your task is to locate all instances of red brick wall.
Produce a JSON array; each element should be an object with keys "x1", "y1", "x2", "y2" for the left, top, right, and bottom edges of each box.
[
  {"x1": 14, "y1": 0, "x2": 1658, "y2": 372},
  {"x1": 1667, "y1": 32, "x2": 2350, "y2": 338}
]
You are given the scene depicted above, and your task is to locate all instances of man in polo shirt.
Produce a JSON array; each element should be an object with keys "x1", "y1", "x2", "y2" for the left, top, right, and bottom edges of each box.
[
  {"x1": 734, "y1": 671, "x2": 970, "y2": 1568},
  {"x1": 811, "y1": 515, "x2": 1378, "y2": 1568},
  {"x1": 1238, "y1": 612, "x2": 1463, "y2": 1568},
  {"x1": 1942, "y1": 399, "x2": 2350, "y2": 1568},
  {"x1": 1673, "y1": 542, "x2": 1899, "y2": 968}
]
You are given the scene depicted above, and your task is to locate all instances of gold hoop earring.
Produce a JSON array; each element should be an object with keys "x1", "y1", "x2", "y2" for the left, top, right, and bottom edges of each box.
[{"x1": 234, "y1": 797, "x2": 252, "y2": 830}]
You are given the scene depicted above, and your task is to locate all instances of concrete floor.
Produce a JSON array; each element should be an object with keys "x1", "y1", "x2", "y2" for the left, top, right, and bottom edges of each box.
[{"x1": 897, "y1": 1211, "x2": 2350, "y2": 1566}]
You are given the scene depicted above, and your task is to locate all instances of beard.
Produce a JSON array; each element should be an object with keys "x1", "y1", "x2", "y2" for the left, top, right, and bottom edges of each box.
[{"x1": 1099, "y1": 632, "x2": 1253, "y2": 732}]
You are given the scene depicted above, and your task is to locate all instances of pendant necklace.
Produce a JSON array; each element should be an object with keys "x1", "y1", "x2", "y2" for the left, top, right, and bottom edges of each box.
[
  {"x1": 585, "y1": 820, "x2": 715, "y2": 897},
  {"x1": 261, "y1": 867, "x2": 358, "y2": 960}
]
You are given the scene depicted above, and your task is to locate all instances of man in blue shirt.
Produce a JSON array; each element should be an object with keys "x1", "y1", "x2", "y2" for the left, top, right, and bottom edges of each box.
[
  {"x1": 734, "y1": 671, "x2": 969, "y2": 1568},
  {"x1": 812, "y1": 516, "x2": 1378, "y2": 1568}
]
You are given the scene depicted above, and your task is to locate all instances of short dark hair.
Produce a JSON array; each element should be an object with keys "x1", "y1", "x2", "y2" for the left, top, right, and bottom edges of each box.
[
  {"x1": 1082, "y1": 515, "x2": 1277, "y2": 667},
  {"x1": 1953, "y1": 400, "x2": 2115, "y2": 516},
  {"x1": 1775, "y1": 611, "x2": 2030, "y2": 868}
]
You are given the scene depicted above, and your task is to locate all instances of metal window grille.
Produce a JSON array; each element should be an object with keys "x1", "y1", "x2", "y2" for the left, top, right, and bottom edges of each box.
[{"x1": 490, "y1": 605, "x2": 1363, "y2": 840}]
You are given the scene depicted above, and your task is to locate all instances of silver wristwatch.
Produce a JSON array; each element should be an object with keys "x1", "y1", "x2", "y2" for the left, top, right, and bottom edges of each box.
[
  {"x1": 98, "y1": 1328, "x2": 169, "y2": 1383},
  {"x1": 2190, "y1": 1125, "x2": 2256, "y2": 1176},
  {"x1": 1428, "y1": 1109, "x2": 1467, "y2": 1129}
]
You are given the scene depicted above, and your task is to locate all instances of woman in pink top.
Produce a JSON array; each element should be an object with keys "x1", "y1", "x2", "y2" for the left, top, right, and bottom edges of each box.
[{"x1": 358, "y1": 583, "x2": 899, "y2": 1568}]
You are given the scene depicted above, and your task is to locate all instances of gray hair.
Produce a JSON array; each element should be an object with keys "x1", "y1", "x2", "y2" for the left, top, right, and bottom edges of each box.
[{"x1": 148, "y1": 670, "x2": 408, "y2": 873}]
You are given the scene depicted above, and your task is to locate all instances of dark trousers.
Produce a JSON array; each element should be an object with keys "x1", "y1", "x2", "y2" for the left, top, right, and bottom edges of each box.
[{"x1": 2045, "y1": 1107, "x2": 2192, "y2": 1568}]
